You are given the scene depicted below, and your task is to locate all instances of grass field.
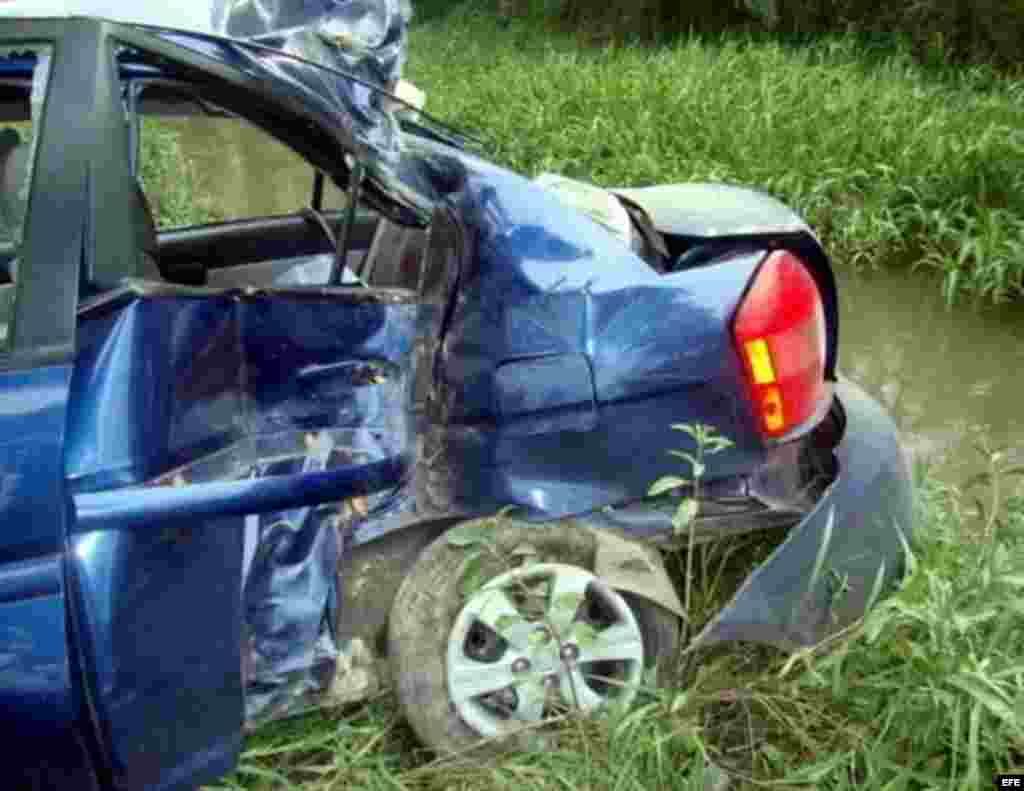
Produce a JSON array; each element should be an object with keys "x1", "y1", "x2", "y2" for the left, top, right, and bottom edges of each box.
[{"x1": 405, "y1": 1, "x2": 1024, "y2": 305}]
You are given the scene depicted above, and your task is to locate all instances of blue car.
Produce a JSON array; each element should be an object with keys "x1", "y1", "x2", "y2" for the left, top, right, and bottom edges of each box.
[{"x1": 0, "y1": 1, "x2": 913, "y2": 788}]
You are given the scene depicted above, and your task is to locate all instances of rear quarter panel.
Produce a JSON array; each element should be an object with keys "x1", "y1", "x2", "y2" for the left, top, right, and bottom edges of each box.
[{"x1": 416, "y1": 149, "x2": 770, "y2": 519}]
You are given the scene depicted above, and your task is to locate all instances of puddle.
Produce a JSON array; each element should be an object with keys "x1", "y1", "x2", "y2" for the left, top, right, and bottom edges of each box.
[{"x1": 837, "y1": 268, "x2": 1024, "y2": 490}]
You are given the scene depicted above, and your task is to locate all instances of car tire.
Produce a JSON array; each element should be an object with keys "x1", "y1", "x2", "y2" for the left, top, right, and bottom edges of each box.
[{"x1": 387, "y1": 518, "x2": 680, "y2": 756}]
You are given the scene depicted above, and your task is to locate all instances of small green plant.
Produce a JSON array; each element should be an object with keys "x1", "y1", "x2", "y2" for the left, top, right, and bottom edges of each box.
[
  {"x1": 648, "y1": 423, "x2": 734, "y2": 637},
  {"x1": 961, "y1": 434, "x2": 1024, "y2": 544}
]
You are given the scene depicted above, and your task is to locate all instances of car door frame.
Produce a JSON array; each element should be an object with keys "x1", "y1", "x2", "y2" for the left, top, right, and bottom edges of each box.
[
  {"x1": 123, "y1": 75, "x2": 378, "y2": 273},
  {"x1": 59, "y1": 20, "x2": 427, "y2": 791},
  {"x1": 0, "y1": 18, "x2": 115, "y2": 791}
]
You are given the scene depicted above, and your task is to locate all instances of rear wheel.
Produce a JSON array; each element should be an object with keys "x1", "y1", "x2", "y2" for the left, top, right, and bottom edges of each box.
[{"x1": 387, "y1": 519, "x2": 680, "y2": 755}]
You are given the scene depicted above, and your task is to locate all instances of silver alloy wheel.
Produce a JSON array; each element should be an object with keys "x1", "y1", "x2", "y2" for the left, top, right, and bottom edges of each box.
[{"x1": 445, "y1": 563, "x2": 645, "y2": 738}]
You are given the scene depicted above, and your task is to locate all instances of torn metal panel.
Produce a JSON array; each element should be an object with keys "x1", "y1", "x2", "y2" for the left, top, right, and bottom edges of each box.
[
  {"x1": 220, "y1": 0, "x2": 413, "y2": 90},
  {"x1": 238, "y1": 456, "x2": 344, "y2": 727},
  {"x1": 587, "y1": 526, "x2": 686, "y2": 620},
  {"x1": 409, "y1": 160, "x2": 771, "y2": 522},
  {"x1": 688, "y1": 378, "x2": 914, "y2": 651},
  {"x1": 67, "y1": 283, "x2": 417, "y2": 493},
  {"x1": 2, "y1": 0, "x2": 413, "y2": 90},
  {"x1": 66, "y1": 284, "x2": 419, "y2": 752}
]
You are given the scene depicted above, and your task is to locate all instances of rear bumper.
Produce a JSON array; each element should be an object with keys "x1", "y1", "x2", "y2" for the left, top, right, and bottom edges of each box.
[
  {"x1": 577, "y1": 376, "x2": 913, "y2": 649},
  {"x1": 687, "y1": 376, "x2": 914, "y2": 650}
]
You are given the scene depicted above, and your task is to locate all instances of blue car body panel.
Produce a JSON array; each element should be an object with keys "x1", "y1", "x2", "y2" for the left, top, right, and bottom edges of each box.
[
  {"x1": 399, "y1": 154, "x2": 772, "y2": 521},
  {"x1": 65, "y1": 286, "x2": 415, "y2": 495},
  {"x1": 0, "y1": 366, "x2": 101, "y2": 791},
  {"x1": 62, "y1": 285, "x2": 417, "y2": 791},
  {"x1": 67, "y1": 521, "x2": 245, "y2": 791}
]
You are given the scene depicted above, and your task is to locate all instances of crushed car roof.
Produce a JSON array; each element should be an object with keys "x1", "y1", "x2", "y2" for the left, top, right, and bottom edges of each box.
[
  {"x1": 0, "y1": 0, "x2": 409, "y2": 45},
  {"x1": 0, "y1": 0, "x2": 438, "y2": 222},
  {"x1": 0, "y1": 0, "x2": 411, "y2": 107}
]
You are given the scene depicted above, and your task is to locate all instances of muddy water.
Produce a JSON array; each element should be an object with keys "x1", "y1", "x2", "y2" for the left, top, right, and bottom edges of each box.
[{"x1": 837, "y1": 268, "x2": 1024, "y2": 487}]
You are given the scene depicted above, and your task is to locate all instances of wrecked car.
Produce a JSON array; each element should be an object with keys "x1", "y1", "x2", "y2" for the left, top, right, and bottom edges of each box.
[{"x1": 0, "y1": 0, "x2": 913, "y2": 788}]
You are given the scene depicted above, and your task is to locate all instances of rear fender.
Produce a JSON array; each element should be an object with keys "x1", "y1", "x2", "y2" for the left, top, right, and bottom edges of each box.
[
  {"x1": 611, "y1": 183, "x2": 838, "y2": 380},
  {"x1": 421, "y1": 169, "x2": 781, "y2": 520}
]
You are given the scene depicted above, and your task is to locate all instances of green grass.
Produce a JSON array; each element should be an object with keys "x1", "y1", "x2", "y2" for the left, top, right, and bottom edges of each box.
[
  {"x1": 139, "y1": 118, "x2": 226, "y2": 228},
  {"x1": 207, "y1": 461, "x2": 1024, "y2": 790},
  {"x1": 405, "y1": 2, "x2": 1024, "y2": 305}
]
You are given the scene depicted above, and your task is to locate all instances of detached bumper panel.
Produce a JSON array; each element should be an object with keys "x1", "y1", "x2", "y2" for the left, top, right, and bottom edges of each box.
[{"x1": 690, "y1": 377, "x2": 914, "y2": 650}]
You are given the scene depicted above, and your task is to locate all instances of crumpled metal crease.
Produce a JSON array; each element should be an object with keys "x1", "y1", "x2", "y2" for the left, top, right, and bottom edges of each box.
[
  {"x1": 239, "y1": 439, "x2": 345, "y2": 726},
  {"x1": 210, "y1": 0, "x2": 412, "y2": 85},
  {"x1": 237, "y1": 432, "x2": 393, "y2": 726},
  {"x1": 151, "y1": 0, "x2": 433, "y2": 221},
  {"x1": 67, "y1": 274, "x2": 418, "y2": 731}
]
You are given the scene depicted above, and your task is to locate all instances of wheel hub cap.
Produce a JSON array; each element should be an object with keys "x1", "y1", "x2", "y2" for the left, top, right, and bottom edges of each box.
[{"x1": 446, "y1": 563, "x2": 645, "y2": 739}]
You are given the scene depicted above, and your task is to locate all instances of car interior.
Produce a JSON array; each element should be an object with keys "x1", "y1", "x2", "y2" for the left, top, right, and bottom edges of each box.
[{"x1": 127, "y1": 79, "x2": 431, "y2": 296}]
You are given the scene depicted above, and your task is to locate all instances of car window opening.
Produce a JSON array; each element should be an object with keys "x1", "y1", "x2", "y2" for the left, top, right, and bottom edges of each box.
[{"x1": 125, "y1": 75, "x2": 431, "y2": 293}]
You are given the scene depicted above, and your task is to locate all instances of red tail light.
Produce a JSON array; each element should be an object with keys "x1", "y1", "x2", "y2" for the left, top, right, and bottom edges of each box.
[{"x1": 733, "y1": 251, "x2": 827, "y2": 439}]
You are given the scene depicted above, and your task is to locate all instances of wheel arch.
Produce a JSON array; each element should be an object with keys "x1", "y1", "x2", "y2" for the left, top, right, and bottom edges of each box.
[{"x1": 338, "y1": 514, "x2": 686, "y2": 657}]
